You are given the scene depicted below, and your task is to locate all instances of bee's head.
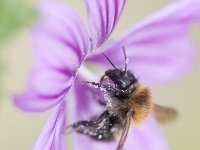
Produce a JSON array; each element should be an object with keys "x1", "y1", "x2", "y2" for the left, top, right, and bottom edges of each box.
[
  {"x1": 103, "y1": 69, "x2": 137, "y2": 101},
  {"x1": 102, "y1": 47, "x2": 138, "y2": 101},
  {"x1": 105, "y1": 69, "x2": 137, "y2": 90}
]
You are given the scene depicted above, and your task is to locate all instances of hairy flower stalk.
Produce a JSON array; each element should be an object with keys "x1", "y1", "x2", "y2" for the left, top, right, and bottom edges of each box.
[{"x1": 14, "y1": 0, "x2": 200, "y2": 150}]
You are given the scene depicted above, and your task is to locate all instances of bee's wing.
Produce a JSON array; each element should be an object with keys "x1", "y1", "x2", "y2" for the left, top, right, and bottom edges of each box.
[
  {"x1": 153, "y1": 103, "x2": 178, "y2": 123},
  {"x1": 117, "y1": 110, "x2": 132, "y2": 150}
]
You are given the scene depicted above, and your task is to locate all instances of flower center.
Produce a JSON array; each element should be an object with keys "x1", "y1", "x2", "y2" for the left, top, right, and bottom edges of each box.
[{"x1": 78, "y1": 64, "x2": 100, "y2": 81}]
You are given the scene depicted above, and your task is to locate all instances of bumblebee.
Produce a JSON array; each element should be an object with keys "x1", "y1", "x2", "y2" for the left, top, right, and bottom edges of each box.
[{"x1": 67, "y1": 48, "x2": 177, "y2": 150}]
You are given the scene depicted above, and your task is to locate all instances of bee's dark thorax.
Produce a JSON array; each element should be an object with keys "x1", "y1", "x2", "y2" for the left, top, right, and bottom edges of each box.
[{"x1": 104, "y1": 83, "x2": 153, "y2": 124}]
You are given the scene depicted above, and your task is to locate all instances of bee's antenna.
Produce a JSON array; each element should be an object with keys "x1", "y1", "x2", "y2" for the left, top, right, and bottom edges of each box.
[
  {"x1": 123, "y1": 46, "x2": 128, "y2": 73},
  {"x1": 102, "y1": 53, "x2": 122, "y2": 73}
]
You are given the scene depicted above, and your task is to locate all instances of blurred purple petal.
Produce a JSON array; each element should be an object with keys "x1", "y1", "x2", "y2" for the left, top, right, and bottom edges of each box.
[
  {"x1": 124, "y1": 117, "x2": 169, "y2": 150},
  {"x1": 74, "y1": 134, "x2": 116, "y2": 150},
  {"x1": 85, "y1": 0, "x2": 126, "y2": 48},
  {"x1": 14, "y1": 1, "x2": 89, "y2": 112},
  {"x1": 33, "y1": 101, "x2": 66, "y2": 150},
  {"x1": 72, "y1": 78, "x2": 168, "y2": 150},
  {"x1": 88, "y1": 0, "x2": 199, "y2": 86},
  {"x1": 33, "y1": 1, "x2": 89, "y2": 66},
  {"x1": 14, "y1": 90, "x2": 66, "y2": 112}
]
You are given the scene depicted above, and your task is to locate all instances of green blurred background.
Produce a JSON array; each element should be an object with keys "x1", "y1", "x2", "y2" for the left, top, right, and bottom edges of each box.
[{"x1": 0, "y1": 0, "x2": 199, "y2": 150}]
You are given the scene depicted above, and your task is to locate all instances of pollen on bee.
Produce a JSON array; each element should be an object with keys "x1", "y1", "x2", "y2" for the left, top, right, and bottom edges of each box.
[{"x1": 98, "y1": 135, "x2": 103, "y2": 139}]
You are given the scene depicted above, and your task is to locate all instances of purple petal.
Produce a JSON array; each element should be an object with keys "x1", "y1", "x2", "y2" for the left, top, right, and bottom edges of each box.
[
  {"x1": 14, "y1": 1, "x2": 89, "y2": 112},
  {"x1": 33, "y1": 101, "x2": 66, "y2": 150},
  {"x1": 88, "y1": 0, "x2": 199, "y2": 86},
  {"x1": 85, "y1": 0, "x2": 126, "y2": 48},
  {"x1": 72, "y1": 78, "x2": 168, "y2": 150},
  {"x1": 124, "y1": 117, "x2": 169, "y2": 150}
]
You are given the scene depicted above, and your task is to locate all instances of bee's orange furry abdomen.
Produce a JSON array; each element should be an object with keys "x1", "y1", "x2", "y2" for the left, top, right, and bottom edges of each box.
[{"x1": 129, "y1": 85, "x2": 153, "y2": 124}]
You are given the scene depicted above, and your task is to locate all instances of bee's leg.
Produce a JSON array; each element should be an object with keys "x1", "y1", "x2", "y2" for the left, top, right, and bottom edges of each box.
[
  {"x1": 73, "y1": 110, "x2": 109, "y2": 128},
  {"x1": 83, "y1": 81, "x2": 106, "y2": 106},
  {"x1": 84, "y1": 81, "x2": 115, "y2": 92},
  {"x1": 83, "y1": 81, "x2": 102, "y2": 89},
  {"x1": 117, "y1": 110, "x2": 133, "y2": 150},
  {"x1": 66, "y1": 110, "x2": 109, "y2": 131}
]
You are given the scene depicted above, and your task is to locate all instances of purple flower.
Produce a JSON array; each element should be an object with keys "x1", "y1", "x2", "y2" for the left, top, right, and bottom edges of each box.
[{"x1": 14, "y1": 0, "x2": 200, "y2": 150}]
